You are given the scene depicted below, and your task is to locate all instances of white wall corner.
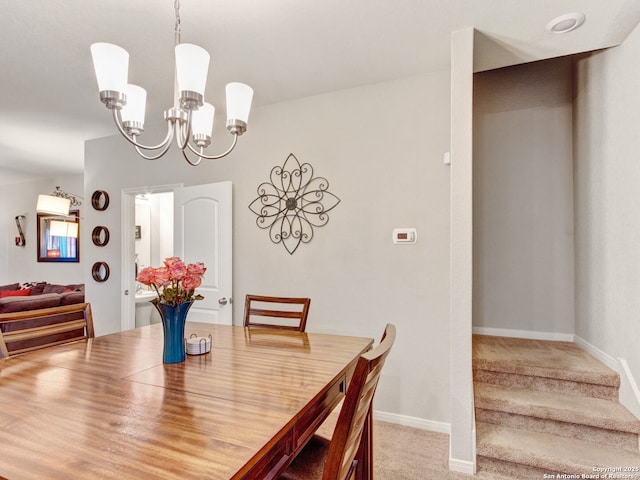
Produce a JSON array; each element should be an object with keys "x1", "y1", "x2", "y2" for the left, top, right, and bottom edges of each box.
[
  {"x1": 449, "y1": 417, "x2": 476, "y2": 474},
  {"x1": 618, "y1": 358, "x2": 640, "y2": 419},
  {"x1": 574, "y1": 336, "x2": 640, "y2": 418},
  {"x1": 449, "y1": 25, "x2": 476, "y2": 469}
]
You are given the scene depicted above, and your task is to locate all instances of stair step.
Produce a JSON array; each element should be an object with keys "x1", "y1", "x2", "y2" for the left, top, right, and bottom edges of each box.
[
  {"x1": 477, "y1": 422, "x2": 640, "y2": 476},
  {"x1": 474, "y1": 468, "x2": 515, "y2": 480},
  {"x1": 475, "y1": 383, "x2": 640, "y2": 450},
  {"x1": 473, "y1": 335, "x2": 620, "y2": 400},
  {"x1": 475, "y1": 382, "x2": 640, "y2": 433},
  {"x1": 474, "y1": 368, "x2": 619, "y2": 400},
  {"x1": 473, "y1": 335, "x2": 620, "y2": 386}
]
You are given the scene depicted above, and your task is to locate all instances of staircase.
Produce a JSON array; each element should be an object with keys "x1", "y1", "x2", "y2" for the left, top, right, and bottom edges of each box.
[{"x1": 473, "y1": 335, "x2": 640, "y2": 478}]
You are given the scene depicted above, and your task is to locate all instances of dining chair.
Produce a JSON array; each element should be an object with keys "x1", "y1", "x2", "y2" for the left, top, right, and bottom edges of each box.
[
  {"x1": 0, "y1": 302, "x2": 95, "y2": 358},
  {"x1": 243, "y1": 294, "x2": 311, "y2": 332},
  {"x1": 280, "y1": 323, "x2": 397, "y2": 480}
]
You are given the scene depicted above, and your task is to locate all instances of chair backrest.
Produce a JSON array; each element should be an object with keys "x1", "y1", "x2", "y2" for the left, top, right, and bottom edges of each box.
[
  {"x1": 322, "y1": 323, "x2": 396, "y2": 480},
  {"x1": 0, "y1": 303, "x2": 95, "y2": 358},
  {"x1": 243, "y1": 295, "x2": 311, "y2": 332}
]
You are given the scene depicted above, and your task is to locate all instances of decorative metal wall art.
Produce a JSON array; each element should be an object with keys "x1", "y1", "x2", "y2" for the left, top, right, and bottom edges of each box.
[{"x1": 249, "y1": 153, "x2": 340, "y2": 254}]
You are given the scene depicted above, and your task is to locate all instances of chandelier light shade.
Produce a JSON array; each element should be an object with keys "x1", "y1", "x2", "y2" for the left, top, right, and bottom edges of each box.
[
  {"x1": 90, "y1": 43, "x2": 129, "y2": 107},
  {"x1": 36, "y1": 195, "x2": 71, "y2": 216},
  {"x1": 89, "y1": 1, "x2": 253, "y2": 166},
  {"x1": 121, "y1": 85, "x2": 147, "y2": 130},
  {"x1": 226, "y1": 82, "x2": 254, "y2": 124},
  {"x1": 192, "y1": 103, "x2": 215, "y2": 139},
  {"x1": 175, "y1": 43, "x2": 210, "y2": 104}
]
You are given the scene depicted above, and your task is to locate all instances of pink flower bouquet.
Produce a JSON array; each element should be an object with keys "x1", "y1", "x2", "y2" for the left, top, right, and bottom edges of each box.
[{"x1": 137, "y1": 257, "x2": 206, "y2": 307}]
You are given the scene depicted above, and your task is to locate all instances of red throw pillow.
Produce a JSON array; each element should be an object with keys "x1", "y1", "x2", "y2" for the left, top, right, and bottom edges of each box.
[{"x1": 0, "y1": 288, "x2": 31, "y2": 298}]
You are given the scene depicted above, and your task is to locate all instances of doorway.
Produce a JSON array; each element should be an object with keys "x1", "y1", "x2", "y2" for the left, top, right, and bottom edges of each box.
[
  {"x1": 134, "y1": 191, "x2": 174, "y2": 327},
  {"x1": 121, "y1": 184, "x2": 181, "y2": 332},
  {"x1": 120, "y1": 182, "x2": 233, "y2": 331}
]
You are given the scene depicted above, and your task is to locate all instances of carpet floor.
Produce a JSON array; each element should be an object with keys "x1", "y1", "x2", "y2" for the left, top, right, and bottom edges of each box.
[
  {"x1": 286, "y1": 413, "x2": 505, "y2": 480},
  {"x1": 368, "y1": 419, "x2": 502, "y2": 480}
]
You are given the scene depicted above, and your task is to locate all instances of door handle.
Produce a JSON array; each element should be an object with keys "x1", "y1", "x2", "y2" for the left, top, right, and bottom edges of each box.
[{"x1": 218, "y1": 297, "x2": 228, "y2": 305}]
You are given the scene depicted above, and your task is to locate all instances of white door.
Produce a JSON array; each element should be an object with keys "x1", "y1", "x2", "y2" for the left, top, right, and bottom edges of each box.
[{"x1": 174, "y1": 182, "x2": 232, "y2": 325}]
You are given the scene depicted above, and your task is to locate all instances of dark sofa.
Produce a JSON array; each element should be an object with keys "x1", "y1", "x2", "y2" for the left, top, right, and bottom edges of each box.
[{"x1": 0, "y1": 282, "x2": 85, "y2": 314}]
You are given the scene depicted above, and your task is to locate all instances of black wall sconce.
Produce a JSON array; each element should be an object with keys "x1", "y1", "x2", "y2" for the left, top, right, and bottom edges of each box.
[{"x1": 15, "y1": 215, "x2": 26, "y2": 246}]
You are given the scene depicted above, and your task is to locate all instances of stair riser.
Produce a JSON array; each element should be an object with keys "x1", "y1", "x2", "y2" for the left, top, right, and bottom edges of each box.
[
  {"x1": 474, "y1": 369, "x2": 618, "y2": 400},
  {"x1": 476, "y1": 408, "x2": 639, "y2": 451},
  {"x1": 477, "y1": 455, "x2": 554, "y2": 478}
]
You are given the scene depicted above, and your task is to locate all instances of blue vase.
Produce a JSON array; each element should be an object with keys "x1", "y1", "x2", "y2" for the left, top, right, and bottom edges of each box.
[{"x1": 154, "y1": 301, "x2": 193, "y2": 364}]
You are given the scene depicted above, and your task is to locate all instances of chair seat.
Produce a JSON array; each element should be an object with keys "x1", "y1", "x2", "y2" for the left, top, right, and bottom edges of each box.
[{"x1": 279, "y1": 435, "x2": 331, "y2": 480}]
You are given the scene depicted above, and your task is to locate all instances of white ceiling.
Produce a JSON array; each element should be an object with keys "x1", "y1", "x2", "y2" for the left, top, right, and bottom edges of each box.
[{"x1": 2, "y1": 0, "x2": 639, "y2": 185}]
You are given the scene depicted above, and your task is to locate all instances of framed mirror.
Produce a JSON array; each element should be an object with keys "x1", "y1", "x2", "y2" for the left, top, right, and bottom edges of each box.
[{"x1": 37, "y1": 211, "x2": 80, "y2": 262}]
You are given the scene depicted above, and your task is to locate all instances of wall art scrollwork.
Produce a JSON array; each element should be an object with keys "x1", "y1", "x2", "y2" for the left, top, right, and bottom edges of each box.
[{"x1": 248, "y1": 153, "x2": 341, "y2": 254}]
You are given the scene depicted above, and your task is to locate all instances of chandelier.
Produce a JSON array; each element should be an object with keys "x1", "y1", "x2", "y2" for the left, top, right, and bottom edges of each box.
[{"x1": 90, "y1": 0, "x2": 253, "y2": 166}]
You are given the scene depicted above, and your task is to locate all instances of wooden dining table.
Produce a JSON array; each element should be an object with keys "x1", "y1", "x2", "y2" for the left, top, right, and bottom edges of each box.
[{"x1": 0, "y1": 322, "x2": 373, "y2": 480}]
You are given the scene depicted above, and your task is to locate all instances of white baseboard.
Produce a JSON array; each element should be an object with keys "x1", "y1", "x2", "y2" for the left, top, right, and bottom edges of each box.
[
  {"x1": 373, "y1": 410, "x2": 450, "y2": 434},
  {"x1": 574, "y1": 336, "x2": 640, "y2": 418},
  {"x1": 573, "y1": 336, "x2": 619, "y2": 371},
  {"x1": 374, "y1": 411, "x2": 479, "y2": 473},
  {"x1": 372, "y1": 410, "x2": 476, "y2": 473},
  {"x1": 472, "y1": 326, "x2": 575, "y2": 342},
  {"x1": 448, "y1": 457, "x2": 476, "y2": 474}
]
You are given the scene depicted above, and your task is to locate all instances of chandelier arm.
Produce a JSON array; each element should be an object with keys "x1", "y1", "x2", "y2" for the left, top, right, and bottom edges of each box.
[
  {"x1": 133, "y1": 139, "x2": 174, "y2": 160},
  {"x1": 181, "y1": 149, "x2": 203, "y2": 166},
  {"x1": 184, "y1": 133, "x2": 239, "y2": 160},
  {"x1": 178, "y1": 111, "x2": 192, "y2": 150},
  {"x1": 174, "y1": 115, "x2": 192, "y2": 151},
  {"x1": 112, "y1": 109, "x2": 175, "y2": 152}
]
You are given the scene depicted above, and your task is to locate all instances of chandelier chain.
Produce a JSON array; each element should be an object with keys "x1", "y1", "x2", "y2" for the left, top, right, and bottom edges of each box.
[{"x1": 174, "y1": 0, "x2": 181, "y2": 46}]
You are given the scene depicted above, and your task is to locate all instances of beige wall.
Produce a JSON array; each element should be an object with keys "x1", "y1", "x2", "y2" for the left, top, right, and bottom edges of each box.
[
  {"x1": 84, "y1": 71, "x2": 452, "y2": 425},
  {"x1": 473, "y1": 57, "x2": 575, "y2": 335},
  {"x1": 0, "y1": 175, "x2": 84, "y2": 285},
  {"x1": 574, "y1": 23, "x2": 640, "y2": 403}
]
